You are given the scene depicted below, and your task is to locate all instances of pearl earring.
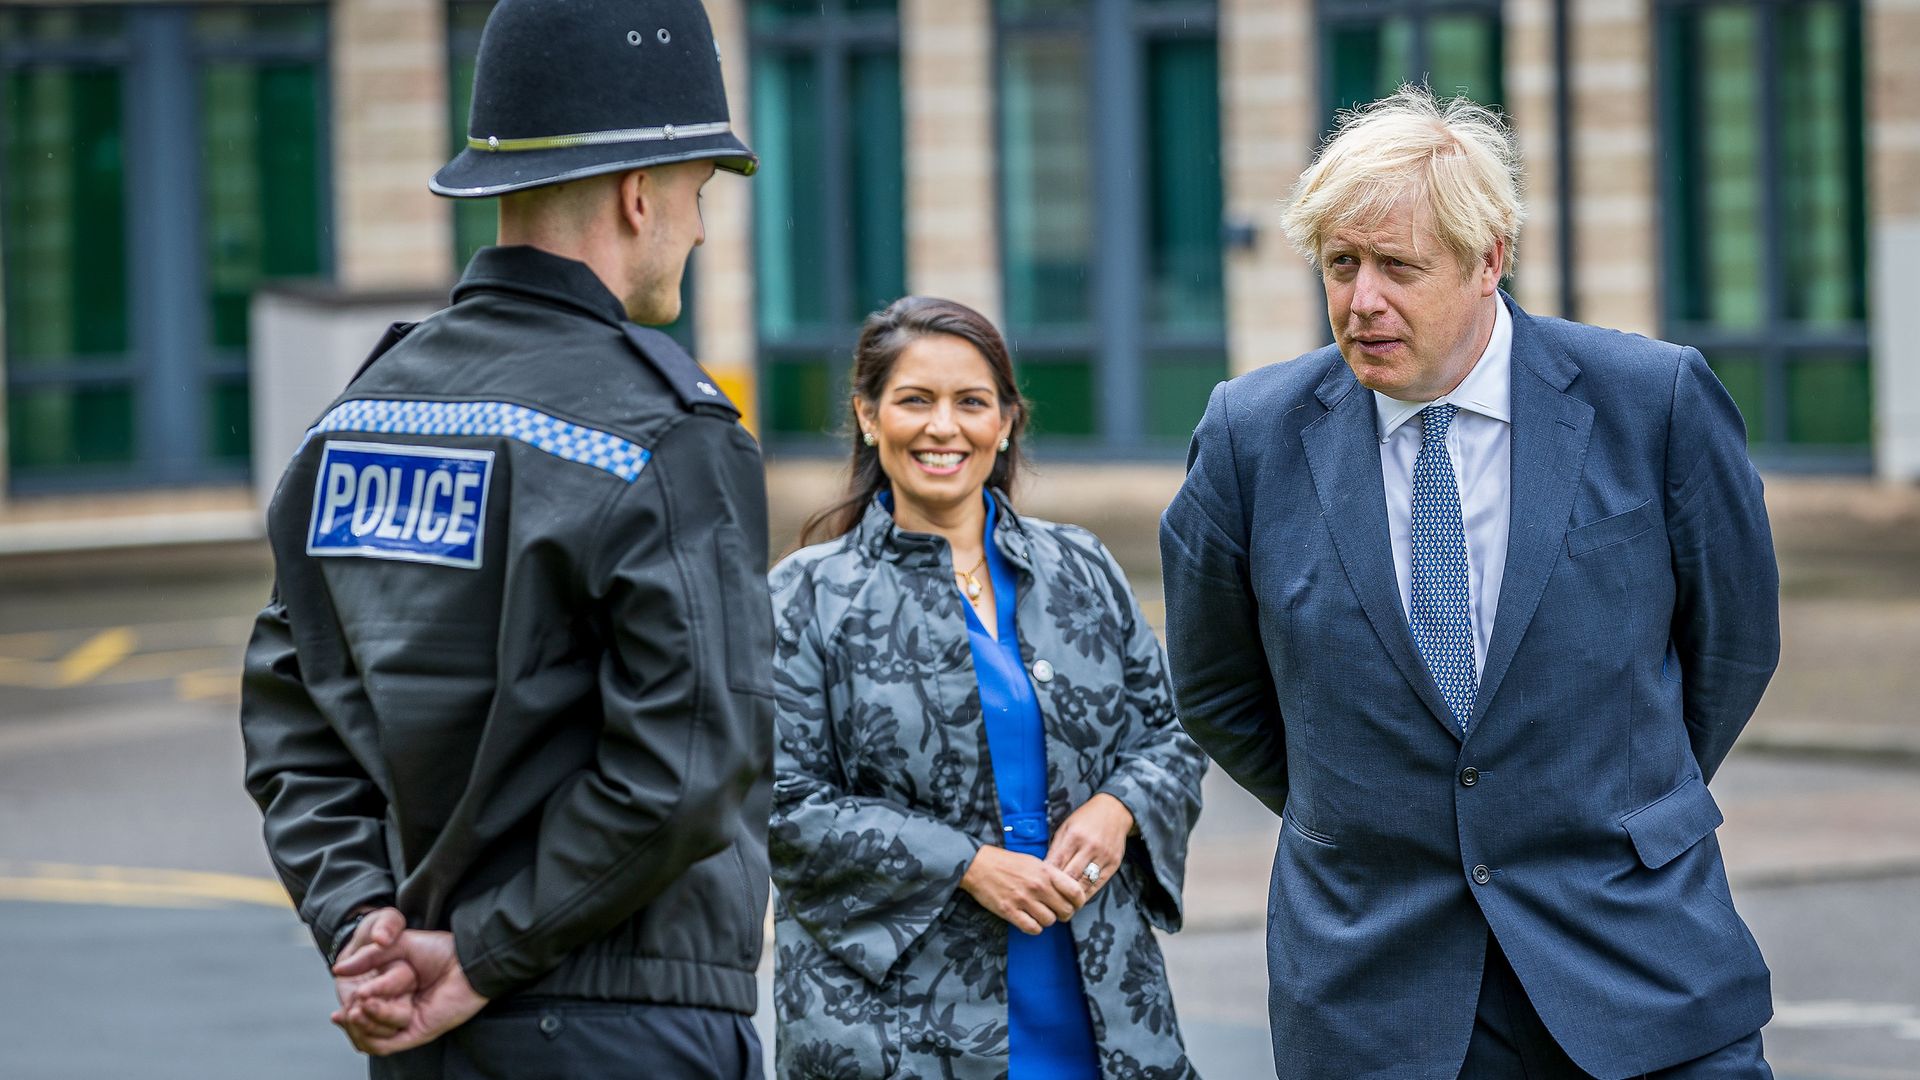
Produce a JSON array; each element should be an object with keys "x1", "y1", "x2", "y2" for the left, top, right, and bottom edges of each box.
[
  {"x1": 863, "y1": 431, "x2": 877, "y2": 447},
  {"x1": 998, "y1": 438, "x2": 1010, "y2": 452}
]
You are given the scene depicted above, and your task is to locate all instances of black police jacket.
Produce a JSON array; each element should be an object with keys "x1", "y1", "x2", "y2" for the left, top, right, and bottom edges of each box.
[{"x1": 240, "y1": 246, "x2": 774, "y2": 1013}]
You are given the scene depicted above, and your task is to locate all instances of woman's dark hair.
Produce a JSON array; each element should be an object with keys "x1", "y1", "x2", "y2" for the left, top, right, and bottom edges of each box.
[{"x1": 795, "y1": 296, "x2": 1030, "y2": 548}]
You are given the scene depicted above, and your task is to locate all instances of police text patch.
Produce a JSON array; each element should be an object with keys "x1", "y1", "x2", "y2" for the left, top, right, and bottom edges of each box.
[{"x1": 307, "y1": 441, "x2": 494, "y2": 569}]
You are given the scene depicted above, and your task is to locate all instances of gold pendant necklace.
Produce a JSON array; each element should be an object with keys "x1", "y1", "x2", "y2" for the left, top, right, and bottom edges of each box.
[{"x1": 955, "y1": 554, "x2": 987, "y2": 605}]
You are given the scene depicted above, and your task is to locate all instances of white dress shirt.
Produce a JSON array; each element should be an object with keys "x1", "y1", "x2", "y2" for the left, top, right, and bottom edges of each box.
[{"x1": 1374, "y1": 299, "x2": 1512, "y2": 680}]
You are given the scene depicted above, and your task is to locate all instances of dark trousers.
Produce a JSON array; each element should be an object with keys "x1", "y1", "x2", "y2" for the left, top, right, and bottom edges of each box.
[
  {"x1": 371, "y1": 1000, "x2": 762, "y2": 1080},
  {"x1": 1461, "y1": 935, "x2": 1772, "y2": 1080}
]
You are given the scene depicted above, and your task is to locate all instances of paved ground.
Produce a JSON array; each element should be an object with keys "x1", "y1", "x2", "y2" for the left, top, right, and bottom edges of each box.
[
  {"x1": 1, "y1": 465, "x2": 1916, "y2": 1077},
  {"x1": 1, "y1": 707, "x2": 1914, "y2": 1078}
]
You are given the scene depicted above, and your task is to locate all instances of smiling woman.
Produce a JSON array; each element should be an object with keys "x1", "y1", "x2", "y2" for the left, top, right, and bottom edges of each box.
[
  {"x1": 793, "y1": 296, "x2": 1029, "y2": 554},
  {"x1": 770, "y1": 296, "x2": 1208, "y2": 1079}
]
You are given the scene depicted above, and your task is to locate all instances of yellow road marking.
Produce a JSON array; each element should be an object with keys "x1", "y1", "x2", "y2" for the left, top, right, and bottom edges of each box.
[
  {"x1": 0, "y1": 632, "x2": 241, "y2": 693},
  {"x1": 0, "y1": 629, "x2": 142, "y2": 688},
  {"x1": 91, "y1": 647, "x2": 240, "y2": 685},
  {"x1": 175, "y1": 668, "x2": 241, "y2": 702},
  {"x1": 56, "y1": 628, "x2": 137, "y2": 686},
  {"x1": 0, "y1": 615, "x2": 252, "y2": 655},
  {"x1": 0, "y1": 862, "x2": 290, "y2": 910}
]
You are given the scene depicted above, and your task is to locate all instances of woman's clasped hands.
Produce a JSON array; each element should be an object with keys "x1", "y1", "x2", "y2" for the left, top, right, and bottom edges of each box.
[
  {"x1": 959, "y1": 845, "x2": 1087, "y2": 936},
  {"x1": 960, "y1": 793, "x2": 1136, "y2": 935}
]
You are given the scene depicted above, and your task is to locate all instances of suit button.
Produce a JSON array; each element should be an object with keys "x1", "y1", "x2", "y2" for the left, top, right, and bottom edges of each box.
[
  {"x1": 1460, "y1": 767, "x2": 1479, "y2": 787},
  {"x1": 1472, "y1": 864, "x2": 1491, "y2": 885},
  {"x1": 1031, "y1": 659, "x2": 1054, "y2": 683},
  {"x1": 538, "y1": 1013, "x2": 563, "y2": 1038}
]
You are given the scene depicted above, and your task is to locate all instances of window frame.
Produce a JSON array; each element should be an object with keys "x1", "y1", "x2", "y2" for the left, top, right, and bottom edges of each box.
[
  {"x1": 993, "y1": 0, "x2": 1225, "y2": 454},
  {"x1": 1, "y1": 4, "x2": 332, "y2": 494},
  {"x1": 749, "y1": 0, "x2": 902, "y2": 451},
  {"x1": 1315, "y1": 0, "x2": 1505, "y2": 122},
  {"x1": 1653, "y1": 0, "x2": 1870, "y2": 472}
]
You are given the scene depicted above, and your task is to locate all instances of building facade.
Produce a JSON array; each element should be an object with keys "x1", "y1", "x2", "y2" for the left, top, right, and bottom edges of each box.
[{"x1": 1, "y1": 0, "x2": 1913, "y2": 543}]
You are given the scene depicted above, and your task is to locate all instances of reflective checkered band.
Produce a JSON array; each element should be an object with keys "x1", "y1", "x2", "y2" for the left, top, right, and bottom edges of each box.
[
  {"x1": 1409, "y1": 404, "x2": 1477, "y2": 732},
  {"x1": 304, "y1": 400, "x2": 650, "y2": 482}
]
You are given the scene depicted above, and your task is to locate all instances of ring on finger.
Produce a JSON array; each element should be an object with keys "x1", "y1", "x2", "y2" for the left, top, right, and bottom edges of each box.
[{"x1": 1083, "y1": 861, "x2": 1102, "y2": 884}]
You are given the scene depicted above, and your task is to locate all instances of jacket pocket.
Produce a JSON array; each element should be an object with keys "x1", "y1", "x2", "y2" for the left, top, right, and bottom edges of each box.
[
  {"x1": 1566, "y1": 499, "x2": 1657, "y2": 558},
  {"x1": 714, "y1": 524, "x2": 775, "y2": 698},
  {"x1": 1281, "y1": 802, "x2": 1340, "y2": 849},
  {"x1": 1621, "y1": 775, "x2": 1723, "y2": 869},
  {"x1": 730, "y1": 840, "x2": 769, "y2": 965}
]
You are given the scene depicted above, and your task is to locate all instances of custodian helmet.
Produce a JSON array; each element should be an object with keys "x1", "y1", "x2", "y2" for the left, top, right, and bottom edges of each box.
[{"x1": 431, "y1": 0, "x2": 756, "y2": 198}]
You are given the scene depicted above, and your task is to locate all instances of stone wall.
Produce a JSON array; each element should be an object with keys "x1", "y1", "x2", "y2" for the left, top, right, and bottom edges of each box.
[{"x1": 330, "y1": 0, "x2": 454, "y2": 290}]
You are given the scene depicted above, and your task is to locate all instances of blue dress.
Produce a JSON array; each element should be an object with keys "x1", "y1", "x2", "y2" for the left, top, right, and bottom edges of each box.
[{"x1": 963, "y1": 495, "x2": 1101, "y2": 1080}]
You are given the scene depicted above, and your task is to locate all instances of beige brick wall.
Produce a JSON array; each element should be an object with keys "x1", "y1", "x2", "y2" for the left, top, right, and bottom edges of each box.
[
  {"x1": 1504, "y1": 0, "x2": 1562, "y2": 318},
  {"x1": 1869, "y1": 0, "x2": 1920, "y2": 222},
  {"x1": 1220, "y1": 0, "x2": 1322, "y2": 374},
  {"x1": 693, "y1": 0, "x2": 761, "y2": 433},
  {"x1": 1564, "y1": 1, "x2": 1658, "y2": 337},
  {"x1": 902, "y1": 0, "x2": 1001, "y2": 323},
  {"x1": 330, "y1": 0, "x2": 454, "y2": 290},
  {"x1": 1869, "y1": 0, "x2": 1920, "y2": 479}
]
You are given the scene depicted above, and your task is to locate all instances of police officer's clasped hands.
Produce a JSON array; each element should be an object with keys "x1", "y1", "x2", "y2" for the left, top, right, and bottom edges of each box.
[{"x1": 330, "y1": 908, "x2": 486, "y2": 1055}]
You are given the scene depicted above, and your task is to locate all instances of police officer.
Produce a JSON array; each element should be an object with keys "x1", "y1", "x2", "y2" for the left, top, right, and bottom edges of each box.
[{"x1": 239, "y1": 1, "x2": 772, "y2": 1075}]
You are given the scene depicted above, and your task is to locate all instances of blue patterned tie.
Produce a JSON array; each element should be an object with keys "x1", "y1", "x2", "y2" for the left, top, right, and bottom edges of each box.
[{"x1": 1409, "y1": 404, "x2": 1477, "y2": 733}]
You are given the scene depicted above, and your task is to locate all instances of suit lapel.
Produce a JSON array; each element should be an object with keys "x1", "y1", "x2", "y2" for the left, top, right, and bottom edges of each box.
[
  {"x1": 1467, "y1": 300, "x2": 1593, "y2": 734},
  {"x1": 1302, "y1": 365, "x2": 1460, "y2": 739}
]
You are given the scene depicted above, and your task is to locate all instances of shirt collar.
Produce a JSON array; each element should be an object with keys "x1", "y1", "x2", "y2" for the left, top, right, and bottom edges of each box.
[
  {"x1": 1372, "y1": 296, "x2": 1513, "y2": 443},
  {"x1": 451, "y1": 245, "x2": 629, "y2": 326}
]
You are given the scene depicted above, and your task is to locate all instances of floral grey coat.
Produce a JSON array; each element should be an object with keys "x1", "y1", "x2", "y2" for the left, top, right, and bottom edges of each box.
[{"x1": 768, "y1": 494, "x2": 1208, "y2": 1080}]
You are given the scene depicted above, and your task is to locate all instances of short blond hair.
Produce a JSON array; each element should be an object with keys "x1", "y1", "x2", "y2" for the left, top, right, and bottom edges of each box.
[{"x1": 1283, "y1": 86, "x2": 1524, "y2": 276}]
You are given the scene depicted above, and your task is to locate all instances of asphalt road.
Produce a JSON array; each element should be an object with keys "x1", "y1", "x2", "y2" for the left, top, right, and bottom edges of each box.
[{"x1": 1, "y1": 557, "x2": 1915, "y2": 1078}]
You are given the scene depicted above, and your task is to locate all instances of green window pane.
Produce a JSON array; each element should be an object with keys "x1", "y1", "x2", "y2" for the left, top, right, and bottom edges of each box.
[
  {"x1": 1019, "y1": 360, "x2": 1095, "y2": 438},
  {"x1": 1427, "y1": 14, "x2": 1502, "y2": 108},
  {"x1": 1706, "y1": 354, "x2": 1766, "y2": 446},
  {"x1": 1786, "y1": 358, "x2": 1871, "y2": 447},
  {"x1": 751, "y1": 0, "x2": 824, "y2": 28},
  {"x1": 751, "y1": 0, "x2": 900, "y2": 24},
  {"x1": 765, "y1": 359, "x2": 838, "y2": 437},
  {"x1": 0, "y1": 8, "x2": 125, "y2": 43},
  {"x1": 1146, "y1": 356, "x2": 1224, "y2": 443},
  {"x1": 1665, "y1": 7, "x2": 1764, "y2": 329},
  {"x1": 753, "y1": 52, "x2": 832, "y2": 338},
  {"x1": 4, "y1": 67, "x2": 129, "y2": 364},
  {"x1": 7, "y1": 386, "x2": 137, "y2": 470},
  {"x1": 1001, "y1": 36, "x2": 1093, "y2": 331},
  {"x1": 851, "y1": 51, "x2": 907, "y2": 316},
  {"x1": 1325, "y1": 19, "x2": 1413, "y2": 120},
  {"x1": 997, "y1": 0, "x2": 1084, "y2": 17},
  {"x1": 209, "y1": 379, "x2": 252, "y2": 464},
  {"x1": 1145, "y1": 38, "x2": 1224, "y2": 335},
  {"x1": 1779, "y1": 1, "x2": 1867, "y2": 327},
  {"x1": 203, "y1": 61, "x2": 326, "y2": 352},
  {"x1": 194, "y1": 6, "x2": 324, "y2": 44}
]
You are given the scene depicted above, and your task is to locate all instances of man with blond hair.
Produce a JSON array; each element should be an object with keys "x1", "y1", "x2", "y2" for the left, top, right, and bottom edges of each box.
[{"x1": 1160, "y1": 87, "x2": 1779, "y2": 1078}]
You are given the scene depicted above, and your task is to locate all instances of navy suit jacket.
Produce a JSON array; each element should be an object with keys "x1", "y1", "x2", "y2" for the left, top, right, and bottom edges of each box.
[{"x1": 1159, "y1": 296, "x2": 1780, "y2": 1080}]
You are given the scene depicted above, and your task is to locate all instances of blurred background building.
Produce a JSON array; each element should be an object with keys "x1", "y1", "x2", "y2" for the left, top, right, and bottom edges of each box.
[{"x1": 1, "y1": 0, "x2": 1914, "y2": 552}]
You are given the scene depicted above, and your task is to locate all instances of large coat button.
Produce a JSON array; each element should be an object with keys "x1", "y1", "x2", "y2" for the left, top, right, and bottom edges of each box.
[
  {"x1": 1460, "y1": 767, "x2": 1479, "y2": 787},
  {"x1": 1030, "y1": 659, "x2": 1054, "y2": 683}
]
